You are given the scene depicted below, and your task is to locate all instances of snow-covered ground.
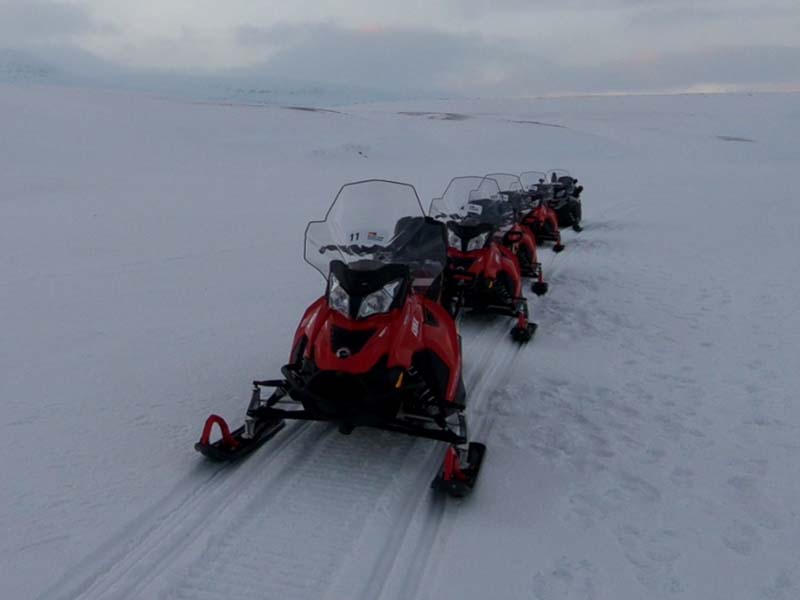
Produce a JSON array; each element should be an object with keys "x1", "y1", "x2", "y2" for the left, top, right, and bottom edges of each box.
[{"x1": 2, "y1": 83, "x2": 799, "y2": 599}]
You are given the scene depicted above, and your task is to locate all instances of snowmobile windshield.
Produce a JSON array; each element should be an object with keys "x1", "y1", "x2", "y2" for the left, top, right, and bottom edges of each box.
[
  {"x1": 465, "y1": 177, "x2": 516, "y2": 229},
  {"x1": 484, "y1": 173, "x2": 528, "y2": 215},
  {"x1": 429, "y1": 176, "x2": 513, "y2": 229},
  {"x1": 521, "y1": 171, "x2": 548, "y2": 191},
  {"x1": 484, "y1": 173, "x2": 523, "y2": 194},
  {"x1": 429, "y1": 176, "x2": 487, "y2": 222},
  {"x1": 305, "y1": 180, "x2": 447, "y2": 289}
]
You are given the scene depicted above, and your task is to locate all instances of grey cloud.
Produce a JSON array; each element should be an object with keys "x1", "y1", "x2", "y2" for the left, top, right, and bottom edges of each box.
[
  {"x1": 445, "y1": 0, "x2": 711, "y2": 16},
  {"x1": 235, "y1": 24, "x2": 546, "y2": 94},
  {"x1": 235, "y1": 24, "x2": 800, "y2": 95},
  {"x1": 587, "y1": 46, "x2": 800, "y2": 90},
  {"x1": 3, "y1": 20, "x2": 798, "y2": 99},
  {"x1": 446, "y1": 0, "x2": 798, "y2": 19},
  {"x1": 236, "y1": 22, "x2": 318, "y2": 48},
  {"x1": 0, "y1": 0, "x2": 97, "y2": 45},
  {"x1": 626, "y1": 3, "x2": 800, "y2": 27}
]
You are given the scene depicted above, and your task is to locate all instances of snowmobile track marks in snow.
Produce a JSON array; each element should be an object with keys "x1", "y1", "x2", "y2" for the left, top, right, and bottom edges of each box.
[
  {"x1": 164, "y1": 430, "x2": 422, "y2": 600},
  {"x1": 350, "y1": 449, "x2": 448, "y2": 600},
  {"x1": 39, "y1": 421, "x2": 322, "y2": 600}
]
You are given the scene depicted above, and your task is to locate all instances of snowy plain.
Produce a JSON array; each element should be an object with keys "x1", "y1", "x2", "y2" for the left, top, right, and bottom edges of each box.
[{"x1": 1, "y1": 83, "x2": 799, "y2": 599}]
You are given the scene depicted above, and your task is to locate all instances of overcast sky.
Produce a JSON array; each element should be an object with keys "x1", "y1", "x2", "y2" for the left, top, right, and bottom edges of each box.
[{"x1": 1, "y1": 0, "x2": 799, "y2": 95}]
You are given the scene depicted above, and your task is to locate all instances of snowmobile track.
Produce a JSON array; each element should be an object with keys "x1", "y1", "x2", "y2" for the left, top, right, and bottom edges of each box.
[{"x1": 352, "y1": 450, "x2": 446, "y2": 600}]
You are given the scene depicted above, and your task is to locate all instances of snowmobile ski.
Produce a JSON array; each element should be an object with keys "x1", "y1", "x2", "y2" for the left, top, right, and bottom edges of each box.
[
  {"x1": 531, "y1": 280, "x2": 549, "y2": 296},
  {"x1": 511, "y1": 320, "x2": 537, "y2": 343},
  {"x1": 195, "y1": 413, "x2": 285, "y2": 462},
  {"x1": 432, "y1": 442, "x2": 487, "y2": 498}
]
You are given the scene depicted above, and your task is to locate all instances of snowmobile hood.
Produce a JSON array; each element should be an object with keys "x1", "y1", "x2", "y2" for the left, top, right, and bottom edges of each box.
[{"x1": 296, "y1": 296, "x2": 423, "y2": 375}]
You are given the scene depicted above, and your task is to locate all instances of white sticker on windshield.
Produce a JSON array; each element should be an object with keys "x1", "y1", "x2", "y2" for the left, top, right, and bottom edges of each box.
[
  {"x1": 347, "y1": 229, "x2": 390, "y2": 243},
  {"x1": 466, "y1": 203, "x2": 483, "y2": 215}
]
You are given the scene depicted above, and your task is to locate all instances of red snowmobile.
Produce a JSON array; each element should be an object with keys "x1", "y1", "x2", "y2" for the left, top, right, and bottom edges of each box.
[
  {"x1": 483, "y1": 172, "x2": 549, "y2": 296},
  {"x1": 196, "y1": 180, "x2": 485, "y2": 497},
  {"x1": 519, "y1": 171, "x2": 566, "y2": 252},
  {"x1": 429, "y1": 176, "x2": 538, "y2": 342}
]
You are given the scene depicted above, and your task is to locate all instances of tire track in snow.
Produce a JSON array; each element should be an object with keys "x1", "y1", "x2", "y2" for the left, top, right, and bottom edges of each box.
[
  {"x1": 351, "y1": 449, "x2": 447, "y2": 600},
  {"x1": 100, "y1": 425, "x2": 343, "y2": 600},
  {"x1": 38, "y1": 421, "x2": 324, "y2": 600},
  {"x1": 159, "y1": 429, "x2": 421, "y2": 600}
]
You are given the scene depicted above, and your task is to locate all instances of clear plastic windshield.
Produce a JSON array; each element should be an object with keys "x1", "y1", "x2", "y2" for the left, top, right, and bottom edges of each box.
[
  {"x1": 429, "y1": 176, "x2": 486, "y2": 221},
  {"x1": 429, "y1": 176, "x2": 515, "y2": 229},
  {"x1": 521, "y1": 171, "x2": 548, "y2": 191},
  {"x1": 466, "y1": 177, "x2": 516, "y2": 228},
  {"x1": 305, "y1": 180, "x2": 447, "y2": 286},
  {"x1": 484, "y1": 173, "x2": 523, "y2": 193}
]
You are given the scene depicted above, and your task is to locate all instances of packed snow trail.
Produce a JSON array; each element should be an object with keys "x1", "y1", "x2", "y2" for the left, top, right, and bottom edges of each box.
[{"x1": 3, "y1": 85, "x2": 799, "y2": 599}]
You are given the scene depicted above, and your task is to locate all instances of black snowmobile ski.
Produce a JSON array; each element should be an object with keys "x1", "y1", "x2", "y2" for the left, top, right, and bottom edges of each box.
[{"x1": 531, "y1": 280, "x2": 549, "y2": 296}]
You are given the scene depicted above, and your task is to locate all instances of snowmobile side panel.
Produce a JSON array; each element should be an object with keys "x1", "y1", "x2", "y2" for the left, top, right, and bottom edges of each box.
[
  {"x1": 291, "y1": 296, "x2": 329, "y2": 362},
  {"x1": 419, "y1": 297, "x2": 463, "y2": 402}
]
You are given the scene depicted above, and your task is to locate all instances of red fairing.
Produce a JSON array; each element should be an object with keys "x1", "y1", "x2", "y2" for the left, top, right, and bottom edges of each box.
[
  {"x1": 448, "y1": 243, "x2": 522, "y2": 297},
  {"x1": 290, "y1": 296, "x2": 328, "y2": 362},
  {"x1": 420, "y1": 297, "x2": 463, "y2": 402},
  {"x1": 526, "y1": 205, "x2": 561, "y2": 237},
  {"x1": 288, "y1": 293, "x2": 463, "y2": 403},
  {"x1": 497, "y1": 245, "x2": 523, "y2": 296},
  {"x1": 516, "y1": 226, "x2": 539, "y2": 264}
]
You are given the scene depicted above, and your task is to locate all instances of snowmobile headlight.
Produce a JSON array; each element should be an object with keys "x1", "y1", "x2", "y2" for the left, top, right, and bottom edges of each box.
[
  {"x1": 358, "y1": 279, "x2": 402, "y2": 319},
  {"x1": 466, "y1": 232, "x2": 490, "y2": 252},
  {"x1": 328, "y1": 274, "x2": 350, "y2": 317},
  {"x1": 447, "y1": 229, "x2": 461, "y2": 249}
]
